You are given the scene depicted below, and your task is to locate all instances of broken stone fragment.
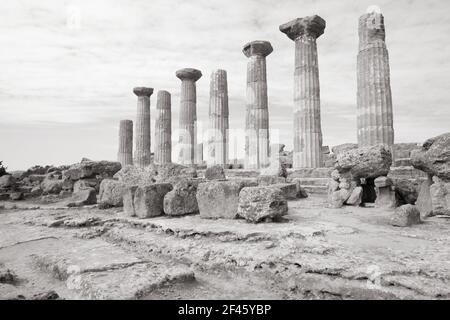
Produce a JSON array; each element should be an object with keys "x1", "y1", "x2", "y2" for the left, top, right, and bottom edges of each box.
[
  {"x1": 67, "y1": 187, "x2": 97, "y2": 207},
  {"x1": 288, "y1": 178, "x2": 308, "y2": 198},
  {"x1": 197, "y1": 180, "x2": 257, "y2": 219},
  {"x1": 63, "y1": 160, "x2": 121, "y2": 181},
  {"x1": 374, "y1": 176, "x2": 392, "y2": 188},
  {"x1": 415, "y1": 179, "x2": 433, "y2": 218},
  {"x1": 271, "y1": 183, "x2": 298, "y2": 200},
  {"x1": 375, "y1": 186, "x2": 399, "y2": 209},
  {"x1": 346, "y1": 186, "x2": 363, "y2": 206},
  {"x1": 204, "y1": 165, "x2": 226, "y2": 180},
  {"x1": 390, "y1": 204, "x2": 421, "y2": 227},
  {"x1": 123, "y1": 185, "x2": 138, "y2": 217},
  {"x1": 237, "y1": 186, "x2": 288, "y2": 223},
  {"x1": 429, "y1": 176, "x2": 450, "y2": 215},
  {"x1": 133, "y1": 183, "x2": 173, "y2": 218}
]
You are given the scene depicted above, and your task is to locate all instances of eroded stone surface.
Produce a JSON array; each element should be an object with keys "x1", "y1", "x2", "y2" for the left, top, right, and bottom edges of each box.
[{"x1": 237, "y1": 186, "x2": 288, "y2": 223}]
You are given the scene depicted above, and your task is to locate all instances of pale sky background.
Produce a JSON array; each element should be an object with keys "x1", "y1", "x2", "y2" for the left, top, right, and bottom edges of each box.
[{"x1": 1, "y1": 0, "x2": 449, "y2": 170}]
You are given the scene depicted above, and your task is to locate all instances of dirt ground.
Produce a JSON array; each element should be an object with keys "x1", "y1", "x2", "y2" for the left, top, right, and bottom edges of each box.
[{"x1": 0, "y1": 195, "x2": 449, "y2": 300}]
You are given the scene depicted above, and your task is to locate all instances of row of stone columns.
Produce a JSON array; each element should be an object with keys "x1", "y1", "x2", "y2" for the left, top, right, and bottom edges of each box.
[{"x1": 117, "y1": 7, "x2": 393, "y2": 170}]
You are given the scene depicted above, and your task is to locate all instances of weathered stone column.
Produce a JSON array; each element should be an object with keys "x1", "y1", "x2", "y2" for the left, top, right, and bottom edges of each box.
[
  {"x1": 243, "y1": 41, "x2": 272, "y2": 169},
  {"x1": 154, "y1": 90, "x2": 172, "y2": 164},
  {"x1": 357, "y1": 6, "x2": 394, "y2": 148},
  {"x1": 208, "y1": 69, "x2": 229, "y2": 166},
  {"x1": 133, "y1": 87, "x2": 153, "y2": 168},
  {"x1": 176, "y1": 68, "x2": 202, "y2": 165},
  {"x1": 280, "y1": 15, "x2": 325, "y2": 168},
  {"x1": 117, "y1": 120, "x2": 133, "y2": 167}
]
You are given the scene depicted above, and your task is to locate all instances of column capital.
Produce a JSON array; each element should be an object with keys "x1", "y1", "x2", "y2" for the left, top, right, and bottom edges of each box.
[
  {"x1": 133, "y1": 87, "x2": 154, "y2": 97},
  {"x1": 176, "y1": 68, "x2": 202, "y2": 81},
  {"x1": 242, "y1": 40, "x2": 273, "y2": 58},
  {"x1": 359, "y1": 11, "x2": 385, "y2": 43},
  {"x1": 279, "y1": 15, "x2": 325, "y2": 41}
]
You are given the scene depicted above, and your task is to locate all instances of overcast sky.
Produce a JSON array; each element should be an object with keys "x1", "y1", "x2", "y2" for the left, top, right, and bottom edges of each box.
[{"x1": 1, "y1": 0, "x2": 449, "y2": 170}]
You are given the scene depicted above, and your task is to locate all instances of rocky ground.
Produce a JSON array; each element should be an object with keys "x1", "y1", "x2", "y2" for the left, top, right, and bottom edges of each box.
[{"x1": 1, "y1": 194, "x2": 449, "y2": 300}]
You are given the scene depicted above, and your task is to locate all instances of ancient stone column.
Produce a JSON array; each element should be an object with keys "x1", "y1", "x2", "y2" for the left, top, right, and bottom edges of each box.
[
  {"x1": 208, "y1": 69, "x2": 229, "y2": 166},
  {"x1": 133, "y1": 87, "x2": 153, "y2": 168},
  {"x1": 176, "y1": 68, "x2": 202, "y2": 165},
  {"x1": 243, "y1": 41, "x2": 272, "y2": 169},
  {"x1": 117, "y1": 120, "x2": 133, "y2": 167},
  {"x1": 357, "y1": 6, "x2": 394, "y2": 149},
  {"x1": 280, "y1": 15, "x2": 325, "y2": 169},
  {"x1": 154, "y1": 90, "x2": 172, "y2": 164}
]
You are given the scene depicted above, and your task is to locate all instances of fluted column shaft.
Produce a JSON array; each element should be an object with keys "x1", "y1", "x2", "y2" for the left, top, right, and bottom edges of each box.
[
  {"x1": 133, "y1": 87, "x2": 153, "y2": 168},
  {"x1": 118, "y1": 119, "x2": 133, "y2": 167},
  {"x1": 280, "y1": 15, "x2": 325, "y2": 169},
  {"x1": 293, "y1": 35, "x2": 323, "y2": 168},
  {"x1": 176, "y1": 68, "x2": 202, "y2": 165},
  {"x1": 357, "y1": 12, "x2": 394, "y2": 149},
  {"x1": 154, "y1": 90, "x2": 171, "y2": 164},
  {"x1": 208, "y1": 69, "x2": 229, "y2": 166},
  {"x1": 243, "y1": 41, "x2": 272, "y2": 169}
]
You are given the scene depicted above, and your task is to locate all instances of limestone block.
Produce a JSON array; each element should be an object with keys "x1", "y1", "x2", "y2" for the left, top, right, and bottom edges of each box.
[
  {"x1": 237, "y1": 186, "x2": 288, "y2": 223},
  {"x1": 133, "y1": 183, "x2": 173, "y2": 218}
]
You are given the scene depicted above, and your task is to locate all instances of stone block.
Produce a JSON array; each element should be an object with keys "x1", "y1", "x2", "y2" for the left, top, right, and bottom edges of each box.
[{"x1": 134, "y1": 183, "x2": 173, "y2": 218}]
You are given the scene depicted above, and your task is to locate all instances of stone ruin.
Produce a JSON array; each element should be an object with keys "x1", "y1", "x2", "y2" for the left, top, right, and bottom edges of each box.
[{"x1": 1, "y1": 9, "x2": 449, "y2": 228}]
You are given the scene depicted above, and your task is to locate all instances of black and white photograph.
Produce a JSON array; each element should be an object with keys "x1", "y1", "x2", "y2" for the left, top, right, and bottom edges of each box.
[{"x1": 0, "y1": 0, "x2": 449, "y2": 308}]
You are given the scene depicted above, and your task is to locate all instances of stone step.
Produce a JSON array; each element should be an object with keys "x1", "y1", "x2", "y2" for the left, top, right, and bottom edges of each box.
[
  {"x1": 394, "y1": 158, "x2": 412, "y2": 167},
  {"x1": 293, "y1": 177, "x2": 329, "y2": 186},
  {"x1": 287, "y1": 168, "x2": 333, "y2": 179},
  {"x1": 303, "y1": 185, "x2": 328, "y2": 195}
]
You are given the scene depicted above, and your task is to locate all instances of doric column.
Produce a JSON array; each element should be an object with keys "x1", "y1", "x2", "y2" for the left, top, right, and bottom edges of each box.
[
  {"x1": 117, "y1": 119, "x2": 133, "y2": 167},
  {"x1": 280, "y1": 15, "x2": 325, "y2": 168},
  {"x1": 176, "y1": 68, "x2": 202, "y2": 165},
  {"x1": 154, "y1": 90, "x2": 172, "y2": 164},
  {"x1": 357, "y1": 6, "x2": 394, "y2": 149},
  {"x1": 133, "y1": 87, "x2": 153, "y2": 168},
  {"x1": 243, "y1": 40, "x2": 272, "y2": 169},
  {"x1": 208, "y1": 69, "x2": 229, "y2": 166}
]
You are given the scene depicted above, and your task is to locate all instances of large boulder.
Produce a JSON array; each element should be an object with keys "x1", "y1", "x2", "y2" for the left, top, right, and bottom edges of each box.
[
  {"x1": 204, "y1": 165, "x2": 226, "y2": 180},
  {"x1": 335, "y1": 144, "x2": 392, "y2": 179},
  {"x1": 163, "y1": 179, "x2": 199, "y2": 216},
  {"x1": 63, "y1": 160, "x2": 121, "y2": 181},
  {"x1": 98, "y1": 179, "x2": 126, "y2": 208},
  {"x1": 133, "y1": 183, "x2": 173, "y2": 218},
  {"x1": 411, "y1": 133, "x2": 450, "y2": 182},
  {"x1": 237, "y1": 186, "x2": 288, "y2": 223},
  {"x1": 197, "y1": 180, "x2": 257, "y2": 219},
  {"x1": 390, "y1": 204, "x2": 421, "y2": 227}
]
